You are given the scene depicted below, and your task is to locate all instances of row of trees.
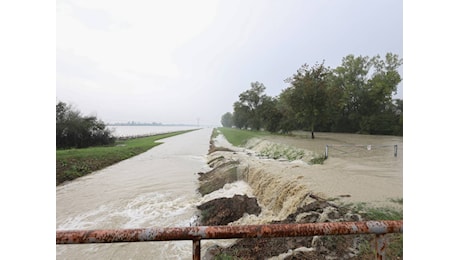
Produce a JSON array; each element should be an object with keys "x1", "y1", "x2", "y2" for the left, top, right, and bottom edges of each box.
[
  {"x1": 56, "y1": 101, "x2": 115, "y2": 149},
  {"x1": 221, "y1": 53, "x2": 403, "y2": 138}
]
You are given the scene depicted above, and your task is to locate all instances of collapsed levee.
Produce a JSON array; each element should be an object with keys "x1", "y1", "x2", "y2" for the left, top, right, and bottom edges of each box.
[
  {"x1": 197, "y1": 160, "x2": 239, "y2": 196},
  {"x1": 202, "y1": 133, "x2": 319, "y2": 221},
  {"x1": 197, "y1": 194, "x2": 261, "y2": 226},
  {"x1": 203, "y1": 147, "x2": 318, "y2": 222},
  {"x1": 240, "y1": 163, "x2": 316, "y2": 220}
]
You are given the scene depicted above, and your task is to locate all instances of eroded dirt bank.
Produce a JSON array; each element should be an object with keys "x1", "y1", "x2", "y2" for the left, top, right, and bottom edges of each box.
[{"x1": 196, "y1": 131, "x2": 403, "y2": 259}]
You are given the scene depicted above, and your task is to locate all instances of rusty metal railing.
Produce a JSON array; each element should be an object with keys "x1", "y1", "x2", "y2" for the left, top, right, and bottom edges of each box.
[{"x1": 56, "y1": 220, "x2": 402, "y2": 260}]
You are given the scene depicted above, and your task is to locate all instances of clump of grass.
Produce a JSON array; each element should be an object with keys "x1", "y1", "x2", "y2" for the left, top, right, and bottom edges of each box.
[
  {"x1": 390, "y1": 197, "x2": 403, "y2": 205},
  {"x1": 346, "y1": 200, "x2": 403, "y2": 218},
  {"x1": 343, "y1": 201, "x2": 403, "y2": 220},
  {"x1": 214, "y1": 253, "x2": 236, "y2": 260},
  {"x1": 364, "y1": 207, "x2": 403, "y2": 220},
  {"x1": 309, "y1": 154, "x2": 326, "y2": 165}
]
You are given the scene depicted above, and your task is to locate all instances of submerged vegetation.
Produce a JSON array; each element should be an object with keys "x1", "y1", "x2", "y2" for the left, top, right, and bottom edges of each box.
[
  {"x1": 258, "y1": 143, "x2": 305, "y2": 161},
  {"x1": 56, "y1": 130, "x2": 194, "y2": 185},
  {"x1": 217, "y1": 127, "x2": 304, "y2": 161},
  {"x1": 308, "y1": 153, "x2": 327, "y2": 165}
]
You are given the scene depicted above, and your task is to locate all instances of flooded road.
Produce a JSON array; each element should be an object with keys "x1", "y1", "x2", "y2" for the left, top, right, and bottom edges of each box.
[{"x1": 56, "y1": 128, "x2": 214, "y2": 259}]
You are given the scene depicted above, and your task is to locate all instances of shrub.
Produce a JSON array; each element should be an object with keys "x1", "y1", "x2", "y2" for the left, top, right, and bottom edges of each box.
[{"x1": 56, "y1": 101, "x2": 115, "y2": 149}]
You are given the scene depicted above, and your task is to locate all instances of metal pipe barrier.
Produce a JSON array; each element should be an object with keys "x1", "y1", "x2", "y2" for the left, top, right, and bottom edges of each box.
[{"x1": 57, "y1": 220, "x2": 402, "y2": 260}]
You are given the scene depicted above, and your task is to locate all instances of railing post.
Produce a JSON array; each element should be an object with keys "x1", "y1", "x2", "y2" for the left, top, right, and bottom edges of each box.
[
  {"x1": 375, "y1": 234, "x2": 387, "y2": 260},
  {"x1": 193, "y1": 239, "x2": 200, "y2": 260},
  {"x1": 394, "y1": 145, "x2": 398, "y2": 157},
  {"x1": 325, "y1": 145, "x2": 328, "y2": 159}
]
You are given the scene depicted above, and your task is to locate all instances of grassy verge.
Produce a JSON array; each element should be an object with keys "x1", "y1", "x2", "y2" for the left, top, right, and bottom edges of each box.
[
  {"x1": 217, "y1": 127, "x2": 271, "y2": 146},
  {"x1": 346, "y1": 201, "x2": 403, "y2": 259},
  {"x1": 56, "y1": 130, "x2": 195, "y2": 185}
]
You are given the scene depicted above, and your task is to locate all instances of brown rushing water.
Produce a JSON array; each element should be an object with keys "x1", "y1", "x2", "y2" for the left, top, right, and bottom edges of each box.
[
  {"x1": 249, "y1": 131, "x2": 403, "y2": 208},
  {"x1": 56, "y1": 128, "x2": 216, "y2": 259},
  {"x1": 56, "y1": 129, "x2": 403, "y2": 259}
]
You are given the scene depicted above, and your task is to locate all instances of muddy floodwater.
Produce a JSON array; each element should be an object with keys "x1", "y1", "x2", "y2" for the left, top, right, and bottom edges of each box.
[
  {"x1": 56, "y1": 128, "x2": 216, "y2": 259},
  {"x1": 56, "y1": 129, "x2": 403, "y2": 259},
  {"x1": 246, "y1": 131, "x2": 403, "y2": 209}
]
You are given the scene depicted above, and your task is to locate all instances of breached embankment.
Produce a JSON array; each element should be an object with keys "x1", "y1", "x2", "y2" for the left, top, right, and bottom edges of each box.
[
  {"x1": 195, "y1": 134, "x2": 373, "y2": 259},
  {"x1": 199, "y1": 134, "x2": 320, "y2": 221}
]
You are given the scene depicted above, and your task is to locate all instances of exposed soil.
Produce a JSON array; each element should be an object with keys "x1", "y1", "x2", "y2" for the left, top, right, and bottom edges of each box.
[
  {"x1": 197, "y1": 160, "x2": 239, "y2": 195},
  {"x1": 197, "y1": 194, "x2": 261, "y2": 226},
  {"x1": 199, "y1": 192, "x2": 368, "y2": 259}
]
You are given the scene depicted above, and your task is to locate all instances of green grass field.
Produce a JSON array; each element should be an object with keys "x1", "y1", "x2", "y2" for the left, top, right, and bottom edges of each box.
[
  {"x1": 217, "y1": 127, "x2": 271, "y2": 146},
  {"x1": 56, "y1": 130, "x2": 195, "y2": 185}
]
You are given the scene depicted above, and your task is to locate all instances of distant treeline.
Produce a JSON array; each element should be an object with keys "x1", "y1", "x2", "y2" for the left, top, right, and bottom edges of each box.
[
  {"x1": 221, "y1": 53, "x2": 403, "y2": 138},
  {"x1": 108, "y1": 122, "x2": 163, "y2": 126},
  {"x1": 56, "y1": 101, "x2": 115, "y2": 149},
  {"x1": 108, "y1": 122, "x2": 197, "y2": 127}
]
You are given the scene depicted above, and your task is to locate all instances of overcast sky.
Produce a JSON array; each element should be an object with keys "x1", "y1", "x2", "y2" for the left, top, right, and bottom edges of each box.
[
  {"x1": 56, "y1": 0, "x2": 402, "y2": 126},
  {"x1": 5, "y1": 2, "x2": 460, "y2": 257}
]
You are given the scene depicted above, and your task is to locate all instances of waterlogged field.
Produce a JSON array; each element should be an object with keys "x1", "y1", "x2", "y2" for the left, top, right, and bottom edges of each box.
[{"x1": 217, "y1": 128, "x2": 403, "y2": 208}]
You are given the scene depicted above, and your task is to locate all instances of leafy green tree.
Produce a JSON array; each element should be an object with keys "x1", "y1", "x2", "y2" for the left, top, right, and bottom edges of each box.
[
  {"x1": 284, "y1": 62, "x2": 330, "y2": 139},
  {"x1": 258, "y1": 96, "x2": 283, "y2": 133},
  {"x1": 323, "y1": 72, "x2": 345, "y2": 132},
  {"x1": 277, "y1": 88, "x2": 299, "y2": 134},
  {"x1": 227, "y1": 53, "x2": 402, "y2": 136},
  {"x1": 330, "y1": 53, "x2": 402, "y2": 133},
  {"x1": 392, "y1": 99, "x2": 403, "y2": 136},
  {"x1": 56, "y1": 101, "x2": 114, "y2": 149},
  {"x1": 331, "y1": 55, "x2": 371, "y2": 132},
  {"x1": 220, "y1": 112, "x2": 233, "y2": 127},
  {"x1": 232, "y1": 101, "x2": 250, "y2": 129},
  {"x1": 234, "y1": 82, "x2": 268, "y2": 130}
]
